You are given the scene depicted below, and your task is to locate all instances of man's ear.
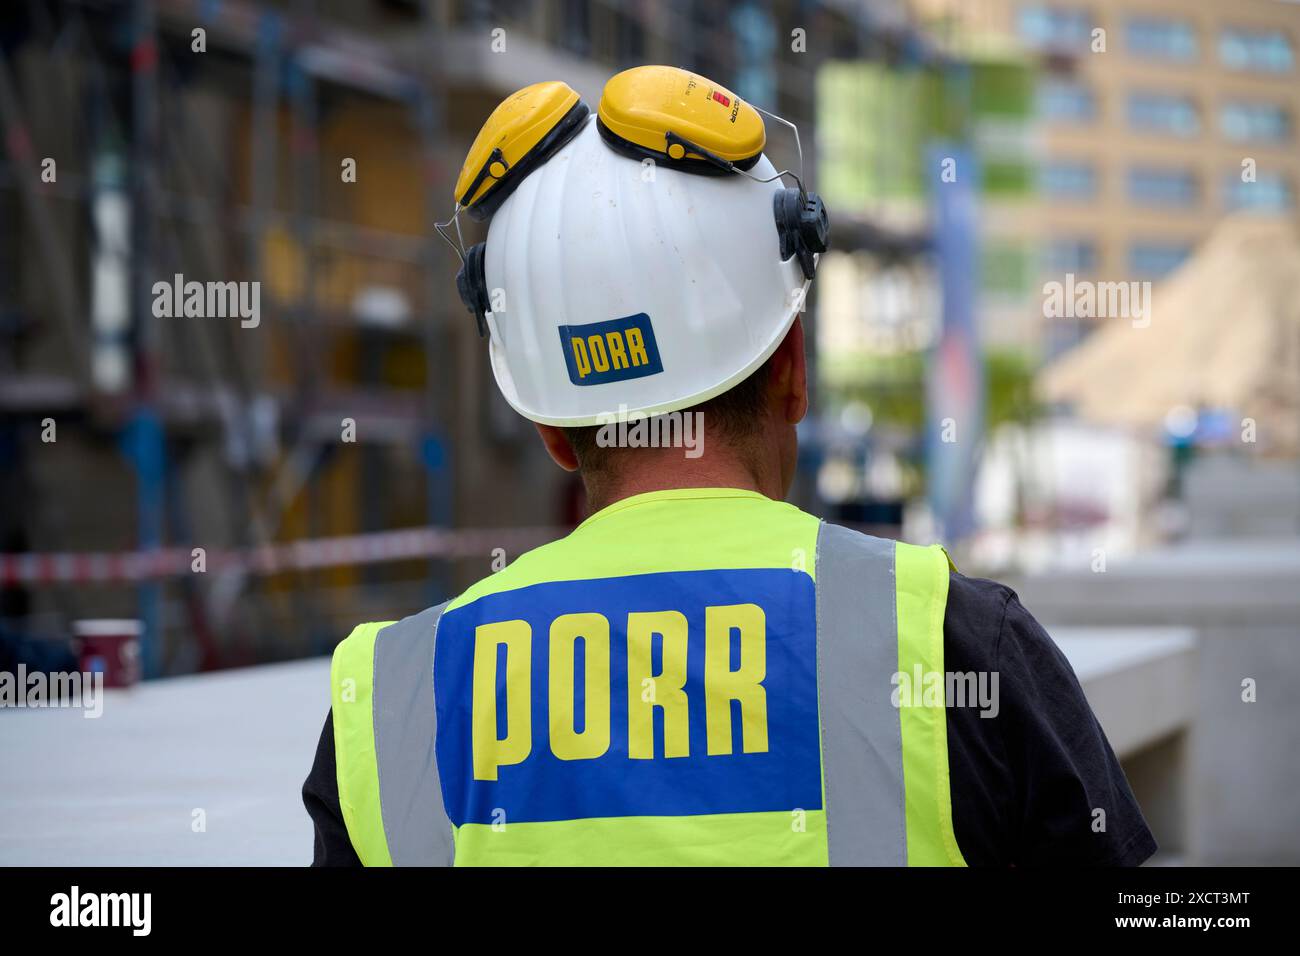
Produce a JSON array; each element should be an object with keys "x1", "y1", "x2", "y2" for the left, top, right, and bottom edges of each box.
[
  {"x1": 769, "y1": 317, "x2": 808, "y2": 426},
  {"x1": 535, "y1": 423, "x2": 580, "y2": 471}
]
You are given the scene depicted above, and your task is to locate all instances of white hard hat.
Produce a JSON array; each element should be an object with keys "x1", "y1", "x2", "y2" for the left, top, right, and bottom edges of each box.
[{"x1": 442, "y1": 67, "x2": 829, "y2": 427}]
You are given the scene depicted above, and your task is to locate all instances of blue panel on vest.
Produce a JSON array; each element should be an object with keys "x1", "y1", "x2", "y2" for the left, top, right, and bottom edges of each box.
[{"x1": 434, "y1": 568, "x2": 821, "y2": 826}]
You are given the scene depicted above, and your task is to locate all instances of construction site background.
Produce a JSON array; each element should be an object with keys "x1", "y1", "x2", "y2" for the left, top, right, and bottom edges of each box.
[{"x1": 2, "y1": 0, "x2": 1299, "y2": 864}]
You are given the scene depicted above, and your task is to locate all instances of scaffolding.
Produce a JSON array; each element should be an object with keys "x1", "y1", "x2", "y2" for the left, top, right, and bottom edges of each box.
[
  {"x1": 0, "y1": 0, "x2": 477, "y2": 675},
  {"x1": 0, "y1": 0, "x2": 914, "y2": 677}
]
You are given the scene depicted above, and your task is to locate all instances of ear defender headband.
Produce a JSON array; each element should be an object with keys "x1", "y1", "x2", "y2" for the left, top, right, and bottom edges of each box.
[{"x1": 438, "y1": 66, "x2": 830, "y2": 338}]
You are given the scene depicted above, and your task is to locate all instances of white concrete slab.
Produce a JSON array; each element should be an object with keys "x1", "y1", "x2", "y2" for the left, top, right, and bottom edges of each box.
[
  {"x1": 0, "y1": 658, "x2": 331, "y2": 866},
  {"x1": 1056, "y1": 630, "x2": 1197, "y2": 758},
  {"x1": 1018, "y1": 542, "x2": 1300, "y2": 864},
  {"x1": 1017, "y1": 538, "x2": 1300, "y2": 624}
]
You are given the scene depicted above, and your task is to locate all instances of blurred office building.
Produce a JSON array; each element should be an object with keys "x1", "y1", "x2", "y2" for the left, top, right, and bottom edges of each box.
[{"x1": 914, "y1": 0, "x2": 1300, "y2": 355}]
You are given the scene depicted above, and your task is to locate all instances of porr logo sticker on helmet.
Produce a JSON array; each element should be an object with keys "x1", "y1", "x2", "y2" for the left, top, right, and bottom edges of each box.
[{"x1": 558, "y1": 314, "x2": 664, "y2": 387}]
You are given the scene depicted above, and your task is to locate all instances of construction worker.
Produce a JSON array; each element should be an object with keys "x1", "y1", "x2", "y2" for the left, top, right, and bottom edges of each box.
[{"x1": 302, "y1": 67, "x2": 1155, "y2": 866}]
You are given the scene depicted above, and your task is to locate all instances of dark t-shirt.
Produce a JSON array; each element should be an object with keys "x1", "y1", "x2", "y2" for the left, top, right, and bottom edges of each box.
[{"x1": 302, "y1": 572, "x2": 1157, "y2": 866}]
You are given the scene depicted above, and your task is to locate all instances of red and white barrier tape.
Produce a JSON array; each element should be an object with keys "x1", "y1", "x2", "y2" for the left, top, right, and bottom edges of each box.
[{"x1": 0, "y1": 526, "x2": 564, "y2": 587}]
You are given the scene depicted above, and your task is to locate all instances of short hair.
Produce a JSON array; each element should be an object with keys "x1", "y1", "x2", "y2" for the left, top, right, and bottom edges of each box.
[{"x1": 563, "y1": 355, "x2": 773, "y2": 477}]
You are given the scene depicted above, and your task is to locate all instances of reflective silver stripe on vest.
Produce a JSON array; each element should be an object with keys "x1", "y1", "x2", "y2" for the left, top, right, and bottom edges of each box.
[
  {"x1": 815, "y1": 522, "x2": 906, "y2": 866},
  {"x1": 372, "y1": 602, "x2": 453, "y2": 866}
]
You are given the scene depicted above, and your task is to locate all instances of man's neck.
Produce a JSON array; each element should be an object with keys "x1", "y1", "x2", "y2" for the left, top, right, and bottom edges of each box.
[{"x1": 581, "y1": 445, "x2": 778, "y2": 515}]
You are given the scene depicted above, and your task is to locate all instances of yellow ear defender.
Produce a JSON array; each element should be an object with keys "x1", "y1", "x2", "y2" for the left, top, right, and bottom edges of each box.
[
  {"x1": 447, "y1": 80, "x2": 590, "y2": 336},
  {"x1": 595, "y1": 66, "x2": 827, "y2": 279},
  {"x1": 452, "y1": 80, "x2": 590, "y2": 222},
  {"x1": 596, "y1": 65, "x2": 766, "y2": 174}
]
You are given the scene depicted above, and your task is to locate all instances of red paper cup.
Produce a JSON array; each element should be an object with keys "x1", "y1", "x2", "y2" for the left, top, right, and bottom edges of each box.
[{"x1": 73, "y1": 619, "x2": 143, "y2": 688}]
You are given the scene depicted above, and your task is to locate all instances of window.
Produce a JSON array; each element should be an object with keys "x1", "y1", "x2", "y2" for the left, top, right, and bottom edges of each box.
[
  {"x1": 1128, "y1": 242, "x2": 1192, "y2": 278},
  {"x1": 1018, "y1": 5, "x2": 1094, "y2": 51},
  {"x1": 1125, "y1": 17, "x2": 1198, "y2": 61},
  {"x1": 982, "y1": 241, "x2": 1033, "y2": 298},
  {"x1": 1036, "y1": 78, "x2": 1097, "y2": 122},
  {"x1": 1044, "y1": 238, "x2": 1098, "y2": 275},
  {"x1": 1220, "y1": 102, "x2": 1291, "y2": 142},
  {"x1": 1219, "y1": 28, "x2": 1294, "y2": 73},
  {"x1": 1127, "y1": 91, "x2": 1199, "y2": 136},
  {"x1": 1223, "y1": 171, "x2": 1294, "y2": 212},
  {"x1": 1041, "y1": 161, "x2": 1098, "y2": 199},
  {"x1": 1127, "y1": 167, "x2": 1199, "y2": 207}
]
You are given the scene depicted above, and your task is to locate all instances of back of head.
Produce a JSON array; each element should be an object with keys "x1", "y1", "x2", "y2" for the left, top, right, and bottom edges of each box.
[{"x1": 562, "y1": 351, "x2": 776, "y2": 484}]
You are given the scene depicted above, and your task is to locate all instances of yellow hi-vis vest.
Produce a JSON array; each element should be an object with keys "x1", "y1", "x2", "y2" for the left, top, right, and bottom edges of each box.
[{"x1": 330, "y1": 489, "x2": 965, "y2": 866}]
